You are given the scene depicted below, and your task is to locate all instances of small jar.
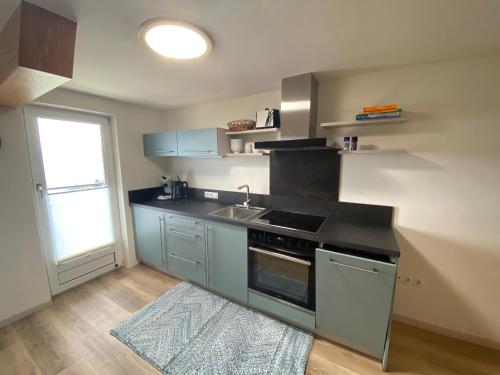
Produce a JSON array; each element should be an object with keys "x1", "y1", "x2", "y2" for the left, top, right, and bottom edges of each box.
[
  {"x1": 350, "y1": 136, "x2": 358, "y2": 151},
  {"x1": 343, "y1": 136, "x2": 351, "y2": 151}
]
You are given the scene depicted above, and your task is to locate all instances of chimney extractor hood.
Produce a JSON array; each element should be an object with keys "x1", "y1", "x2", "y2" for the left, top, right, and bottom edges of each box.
[{"x1": 255, "y1": 73, "x2": 327, "y2": 151}]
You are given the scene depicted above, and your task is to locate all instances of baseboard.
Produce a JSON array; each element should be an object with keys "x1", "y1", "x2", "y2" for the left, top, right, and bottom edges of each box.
[
  {"x1": 393, "y1": 314, "x2": 500, "y2": 351},
  {"x1": 0, "y1": 300, "x2": 53, "y2": 328}
]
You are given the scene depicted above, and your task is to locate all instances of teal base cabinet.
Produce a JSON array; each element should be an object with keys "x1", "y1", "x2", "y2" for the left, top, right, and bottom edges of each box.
[
  {"x1": 165, "y1": 219, "x2": 207, "y2": 285},
  {"x1": 131, "y1": 206, "x2": 399, "y2": 370},
  {"x1": 132, "y1": 206, "x2": 166, "y2": 271},
  {"x1": 315, "y1": 248, "x2": 396, "y2": 360},
  {"x1": 206, "y1": 221, "x2": 247, "y2": 302}
]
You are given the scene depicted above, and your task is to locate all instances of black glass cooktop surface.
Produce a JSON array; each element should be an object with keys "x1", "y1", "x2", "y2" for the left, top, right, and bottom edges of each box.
[{"x1": 252, "y1": 209, "x2": 327, "y2": 234}]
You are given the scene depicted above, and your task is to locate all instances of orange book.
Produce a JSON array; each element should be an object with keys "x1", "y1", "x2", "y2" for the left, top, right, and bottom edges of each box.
[
  {"x1": 361, "y1": 108, "x2": 401, "y2": 114},
  {"x1": 363, "y1": 104, "x2": 398, "y2": 113}
]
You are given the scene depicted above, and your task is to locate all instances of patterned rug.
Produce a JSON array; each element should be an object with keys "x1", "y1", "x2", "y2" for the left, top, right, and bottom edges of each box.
[{"x1": 110, "y1": 282, "x2": 313, "y2": 374}]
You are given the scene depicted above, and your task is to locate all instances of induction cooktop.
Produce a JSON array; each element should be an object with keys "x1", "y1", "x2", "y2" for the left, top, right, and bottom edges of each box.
[{"x1": 252, "y1": 209, "x2": 327, "y2": 234}]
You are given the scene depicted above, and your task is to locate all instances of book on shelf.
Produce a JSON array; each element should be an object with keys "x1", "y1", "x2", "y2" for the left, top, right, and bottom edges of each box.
[
  {"x1": 356, "y1": 111, "x2": 402, "y2": 120},
  {"x1": 363, "y1": 104, "x2": 398, "y2": 113},
  {"x1": 361, "y1": 108, "x2": 402, "y2": 114}
]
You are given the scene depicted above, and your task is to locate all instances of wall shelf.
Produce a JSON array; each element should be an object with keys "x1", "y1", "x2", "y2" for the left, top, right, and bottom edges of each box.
[
  {"x1": 338, "y1": 149, "x2": 407, "y2": 155},
  {"x1": 321, "y1": 117, "x2": 407, "y2": 129},
  {"x1": 223, "y1": 152, "x2": 269, "y2": 157},
  {"x1": 226, "y1": 128, "x2": 279, "y2": 136}
]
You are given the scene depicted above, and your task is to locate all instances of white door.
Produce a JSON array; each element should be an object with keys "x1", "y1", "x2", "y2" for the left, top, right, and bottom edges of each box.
[{"x1": 24, "y1": 105, "x2": 122, "y2": 295}]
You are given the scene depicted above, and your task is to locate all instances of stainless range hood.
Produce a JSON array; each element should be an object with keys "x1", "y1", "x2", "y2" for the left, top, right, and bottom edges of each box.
[{"x1": 255, "y1": 73, "x2": 327, "y2": 150}]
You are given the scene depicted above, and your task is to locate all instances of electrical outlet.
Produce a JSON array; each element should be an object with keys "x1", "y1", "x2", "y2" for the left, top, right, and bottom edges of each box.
[
  {"x1": 397, "y1": 274, "x2": 409, "y2": 283},
  {"x1": 410, "y1": 277, "x2": 422, "y2": 286},
  {"x1": 204, "y1": 191, "x2": 218, "y2": 200},
  {"x1": 397, "y1": 273, "x2": 422, "y2": 286}
]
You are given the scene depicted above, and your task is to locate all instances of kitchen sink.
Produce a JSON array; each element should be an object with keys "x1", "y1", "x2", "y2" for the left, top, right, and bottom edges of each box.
[{"x1": 209, "y1": 205, "x2": 265, "y2": 221}]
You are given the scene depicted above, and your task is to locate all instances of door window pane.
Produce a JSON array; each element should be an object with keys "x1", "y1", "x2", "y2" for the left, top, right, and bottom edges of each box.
[
  {"x1": 37, "y1": 118, "x2": 106, "y2": 189},
  {"x1": 47, "y1": 188, "x2": 115, "y2": 263}
]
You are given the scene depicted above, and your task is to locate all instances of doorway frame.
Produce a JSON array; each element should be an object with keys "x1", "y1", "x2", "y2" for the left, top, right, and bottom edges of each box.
[{"x1": 24, "y1": 104, "x2": 124, "y2": 295}]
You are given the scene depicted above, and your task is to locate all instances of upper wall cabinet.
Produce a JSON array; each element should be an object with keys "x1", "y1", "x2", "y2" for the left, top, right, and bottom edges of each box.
[
  {"x1": 0, "y1": 1, "x2": 77, "y2": 108},
  {"x1": 177, "y1": 128, "x2": 229, "y2": 157},
  {"x1": 143, "y1": 131, "x2": 178, "y2": 157}
]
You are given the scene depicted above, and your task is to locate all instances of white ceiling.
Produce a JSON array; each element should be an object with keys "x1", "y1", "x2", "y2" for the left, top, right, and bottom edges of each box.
[{"x1": 2, "y1": 0, "x2": 500, "y2": 109}]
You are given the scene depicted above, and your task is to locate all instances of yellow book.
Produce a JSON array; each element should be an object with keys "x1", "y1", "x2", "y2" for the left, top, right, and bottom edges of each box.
[
  {"x1": 363, "y1": 104, "x2": 398, "y2": 113},
  {"x1": 361, "y1": 108, "x2": 401, "y2": 114}
]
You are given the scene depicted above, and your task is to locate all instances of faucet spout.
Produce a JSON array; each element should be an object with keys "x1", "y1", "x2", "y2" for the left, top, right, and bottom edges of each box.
[{"x1": 237, "y1": 184, "x2": 251, "y2": 207}]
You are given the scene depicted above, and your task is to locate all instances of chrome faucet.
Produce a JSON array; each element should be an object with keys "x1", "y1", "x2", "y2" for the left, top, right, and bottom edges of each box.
[{"x1": 238, "y1": 184, "x2": 251, "y2": 207}]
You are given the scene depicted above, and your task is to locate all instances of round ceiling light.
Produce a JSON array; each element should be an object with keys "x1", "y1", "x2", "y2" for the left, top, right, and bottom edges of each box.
[{"x1": 138, "y1": 18, "x2": 212, "y2": 60}]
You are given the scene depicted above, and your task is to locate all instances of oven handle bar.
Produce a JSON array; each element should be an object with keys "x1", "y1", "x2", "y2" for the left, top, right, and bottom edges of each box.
[{"x1": 249, "y1": 246, "x2": 312, "y2": 266}]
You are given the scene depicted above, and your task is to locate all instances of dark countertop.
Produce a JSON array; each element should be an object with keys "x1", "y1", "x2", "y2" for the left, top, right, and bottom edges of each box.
[{"x1": 131, "y1": 198, "x2": 400, "y2": 259}]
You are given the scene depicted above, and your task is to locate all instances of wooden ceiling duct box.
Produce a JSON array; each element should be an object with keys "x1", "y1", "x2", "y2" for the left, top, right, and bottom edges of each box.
[{"x1": 0, "y1": 1, "x2": 77, "y2": 108}]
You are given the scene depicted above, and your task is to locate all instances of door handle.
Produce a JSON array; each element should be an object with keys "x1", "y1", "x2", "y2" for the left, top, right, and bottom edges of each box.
[
  {"x1": 159, "y1": 216, "x2": 165, "y2": 263},
  {"x1": 328, "y1": 259, "x2": 378, "y2": 274},
  {"x1": 249, "y1": 246, "x2": 311, "y2": 266},
  {"x1": 151, "y1": 150, "x2": 175, "y2": 154},
  {"x1": 206, "y1": 227, "x2": 213, "y2": 284},
  {"x1": 35, "y1": 183, "x2": 44, "y2": 198}
]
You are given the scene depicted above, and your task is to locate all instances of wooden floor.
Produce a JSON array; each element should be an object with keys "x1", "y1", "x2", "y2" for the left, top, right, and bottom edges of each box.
[{"x1": 1, "y1": 265, "x2": 499, "y2": 375}]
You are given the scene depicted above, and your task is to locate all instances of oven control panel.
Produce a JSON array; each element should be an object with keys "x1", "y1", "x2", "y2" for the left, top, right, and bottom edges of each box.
[{"x1": 248, "y1": 229, "x2": 318, "y2": 254}]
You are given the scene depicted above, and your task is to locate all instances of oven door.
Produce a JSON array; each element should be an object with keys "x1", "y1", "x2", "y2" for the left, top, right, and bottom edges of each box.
[{"x1": 248, "y1": 245, "x2": 315, "y2": 311}]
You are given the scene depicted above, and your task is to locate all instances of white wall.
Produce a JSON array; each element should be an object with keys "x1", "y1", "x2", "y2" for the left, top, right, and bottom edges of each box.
[
  {"x1": 319, "y1": 54, "x2": 500, "y2": 347},
  {"x1": 0, "y1": 108, "x2": 52, "y2": 323},
  {"x1": 163, "y1": 90, "x2": 280, "y2": 193},
  {"x1": 0, "y1": 89, "x2": 166, "y2": 324},
  {"x1": 163, "y1": 54, "x2": 500, "y2": 346}
]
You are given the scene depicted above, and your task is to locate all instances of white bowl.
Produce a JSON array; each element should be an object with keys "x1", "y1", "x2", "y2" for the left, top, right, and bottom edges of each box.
[{"x1": 230, "y1": 138, "x2": 243, "y2": 153}]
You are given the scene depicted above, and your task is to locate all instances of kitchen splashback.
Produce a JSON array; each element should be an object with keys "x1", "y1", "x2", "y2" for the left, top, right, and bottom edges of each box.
[{"x1": 270, "y1": 149, "x2": 341, "y2": 200}]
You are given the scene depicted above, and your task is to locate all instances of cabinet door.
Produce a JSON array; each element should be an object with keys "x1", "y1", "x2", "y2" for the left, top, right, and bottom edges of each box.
[
  {"x1": 132, "y1": 206, "x2": 166, "y2": 270},
  {"x1": 206, "y1": 221, "x2": 247, "y2": 302},
  {"x1": 177, "y1": 128, "x2": 218, "y2": 157},
  {"x1": 316, "y1": 249, "x2": 396, "y2": 359},
  {"x1": 143, "y1": 132, "x2": 178, "y2": 156}
]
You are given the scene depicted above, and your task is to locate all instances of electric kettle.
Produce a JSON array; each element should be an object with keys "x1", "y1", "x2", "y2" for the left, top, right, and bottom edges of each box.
[{"x1": 171, "y1": 177, "x2": 189, "y2": 200}]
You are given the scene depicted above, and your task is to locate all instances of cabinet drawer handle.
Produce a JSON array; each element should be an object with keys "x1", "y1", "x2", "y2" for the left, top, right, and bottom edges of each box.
[
  {"x1": 168, "y1": 229, "x2": 198, "y2": 239},
  {"x1": 328, "y1": 259, "x2": 378, "y2": 274},
  {"x1": 182, "y1": 149, "x2": 213, "y2": 153},
  {"x1": 150, "y1": 150, "x2": 175, "y2": 154},
  {"x1": 168, "y1": 217, "x2": 200, "y2": 225},
  {"x1": 170, "y1": 253, "x2": 198, "y2": 265}
]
